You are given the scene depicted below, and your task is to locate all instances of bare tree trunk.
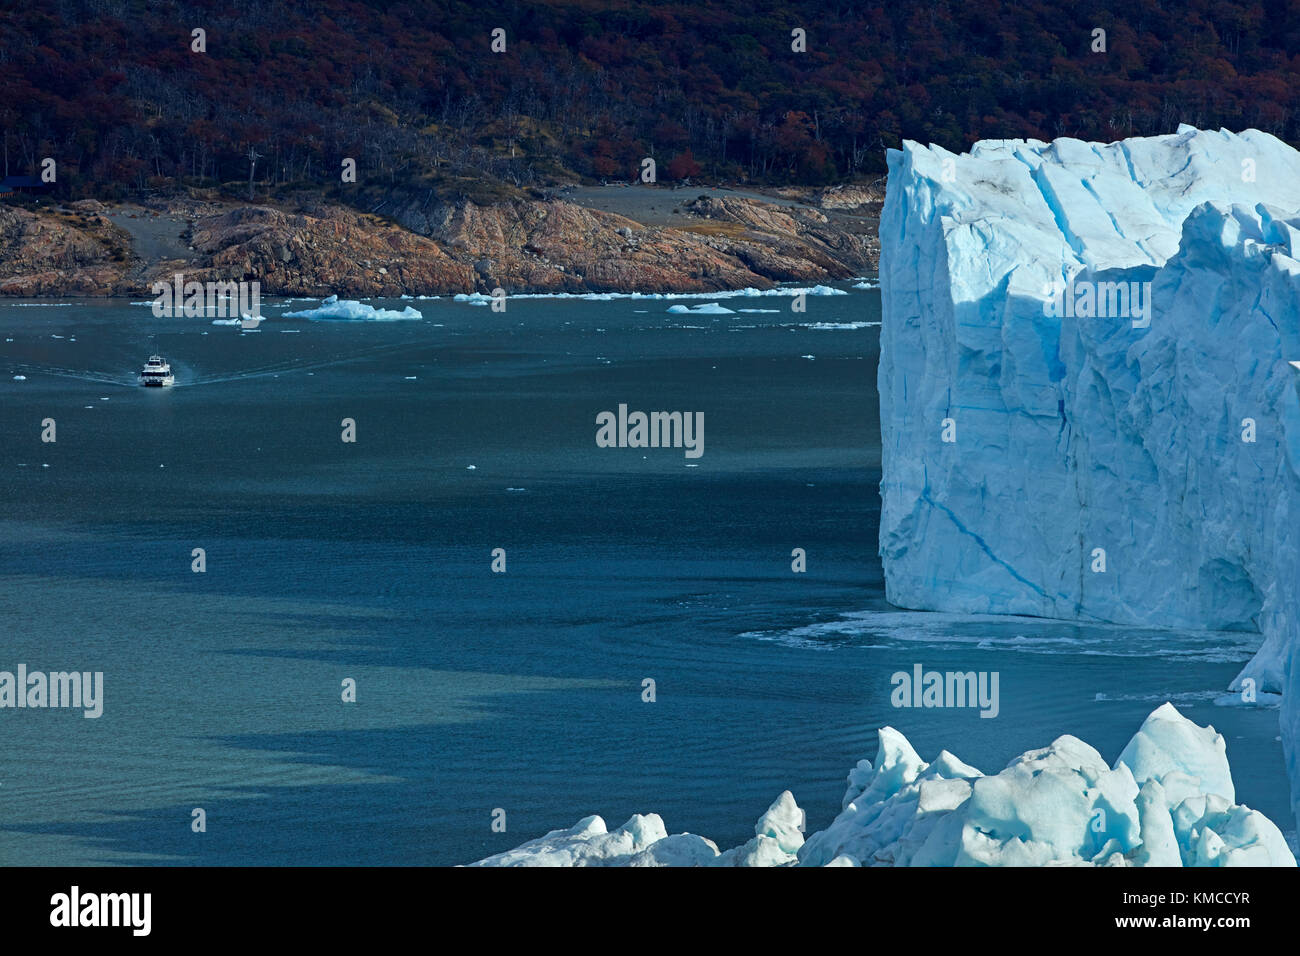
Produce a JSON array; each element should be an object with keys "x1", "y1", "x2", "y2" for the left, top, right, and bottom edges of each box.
[{"x1": 247, "y1": 146, "x2": 261, "y2": 200}]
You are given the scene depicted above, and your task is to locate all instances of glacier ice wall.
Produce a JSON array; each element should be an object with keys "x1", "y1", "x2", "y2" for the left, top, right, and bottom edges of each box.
[{"x1": 878, "y1": 126, "x2": 1300, "y2": 827}]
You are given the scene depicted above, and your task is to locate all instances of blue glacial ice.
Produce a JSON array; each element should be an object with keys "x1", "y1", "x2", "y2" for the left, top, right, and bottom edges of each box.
[
  {"x1": 878, "y1": 126, "x2": 1300, "y2": 829},
  {"x1": 471, "y1": 704, "x2": 1293, "y2": 866}
]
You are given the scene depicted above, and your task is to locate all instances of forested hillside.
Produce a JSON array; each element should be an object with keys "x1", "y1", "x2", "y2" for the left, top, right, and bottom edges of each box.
[{"x1": 3, "y1": 0, "x2": 1298, "y2": 198}]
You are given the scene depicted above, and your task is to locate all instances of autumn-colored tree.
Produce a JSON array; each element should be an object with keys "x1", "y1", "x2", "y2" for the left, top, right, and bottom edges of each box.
[{"x1": 666, "y1": 149, "x2": 702, "y2": 180}]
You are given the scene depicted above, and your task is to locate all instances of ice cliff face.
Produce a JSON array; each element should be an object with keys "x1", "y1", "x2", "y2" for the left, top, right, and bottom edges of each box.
[
  {"x1": 877, "y1": 126, "x2": 1300, "y2": 827},
  {"x1": 472, "y1": 705, "x2": 1294, "y2": 866}
]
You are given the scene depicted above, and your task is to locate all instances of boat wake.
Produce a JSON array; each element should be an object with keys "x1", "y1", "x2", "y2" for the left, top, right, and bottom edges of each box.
[
  {"x1": 7, "y1": 337, "x2": 440, "y2": 389},
  {"x1": 177, "y1": 337, "x2": 440, "y2": 387},
  {"x1": 6, "y1": 362, "x2": 136, "y2": 387}
]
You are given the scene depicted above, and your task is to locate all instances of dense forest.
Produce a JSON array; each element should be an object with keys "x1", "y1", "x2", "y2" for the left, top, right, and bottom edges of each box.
[{"x1": 3, "y1": 0, "x2": 1299, "y2": 199}]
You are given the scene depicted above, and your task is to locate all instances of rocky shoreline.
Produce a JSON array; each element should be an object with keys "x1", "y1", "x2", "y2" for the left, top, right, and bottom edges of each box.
[{"x1": 0, "y1": 185, "x2": 880, "y2": 299}]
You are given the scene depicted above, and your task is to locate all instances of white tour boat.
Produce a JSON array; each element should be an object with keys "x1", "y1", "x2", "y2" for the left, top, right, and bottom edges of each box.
[{"x1": 138, "y1": 355, "x2": 175, "y2": 387}]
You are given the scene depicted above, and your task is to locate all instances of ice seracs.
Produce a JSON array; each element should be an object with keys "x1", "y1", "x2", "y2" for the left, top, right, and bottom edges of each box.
[
  {"x1": 714, "y1": 791, "x2": 805, "y2": 867},
  {"x1": 877, "y1": 126, "x2": 1300, "y2": 827},
  {"x1": 466, "y1": 813, "x2": 715, "y2": 867},
  {"x1": 472, "y1": 704, "x2": 1294, "y2": 867},
  {"x1": 468, "y1": 791, "x2": 804, "y2": 868},
  {"x1": 800, "y1": 703, "x2": 1292, "y2": 867}
]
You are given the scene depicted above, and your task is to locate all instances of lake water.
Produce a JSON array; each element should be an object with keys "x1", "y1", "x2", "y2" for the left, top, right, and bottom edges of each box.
[{"x1": 0, "y1": 287, "x2": 1291, "y2": 864}]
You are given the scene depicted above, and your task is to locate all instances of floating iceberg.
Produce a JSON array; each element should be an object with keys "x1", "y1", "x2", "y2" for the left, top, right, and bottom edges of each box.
[
  {"x1": 666, "y1": 303, "x2": 735, "y2": 314},
  {"x1": 471, "y1": 705, "x2": 1292, "y2": 866},
  {"x1": 452, "y1": 292, "x2": 493, "y2": 306},
  {"x1": 878, "y1": 126, "x2": 1300, "y2": 825},
  {"x1": 282, "y1": 295, "x2": 421, "y2": 321}
]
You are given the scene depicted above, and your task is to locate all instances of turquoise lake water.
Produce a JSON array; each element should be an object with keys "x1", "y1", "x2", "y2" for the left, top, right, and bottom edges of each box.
[{"x1": 0, "y1": 287, "x2": 1289, "y2": 864}]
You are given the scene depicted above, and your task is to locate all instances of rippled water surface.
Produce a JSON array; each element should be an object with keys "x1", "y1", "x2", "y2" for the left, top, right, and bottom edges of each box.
[{"x1": 0, "y1": 288, "x2": 1289, "y2": 864}]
